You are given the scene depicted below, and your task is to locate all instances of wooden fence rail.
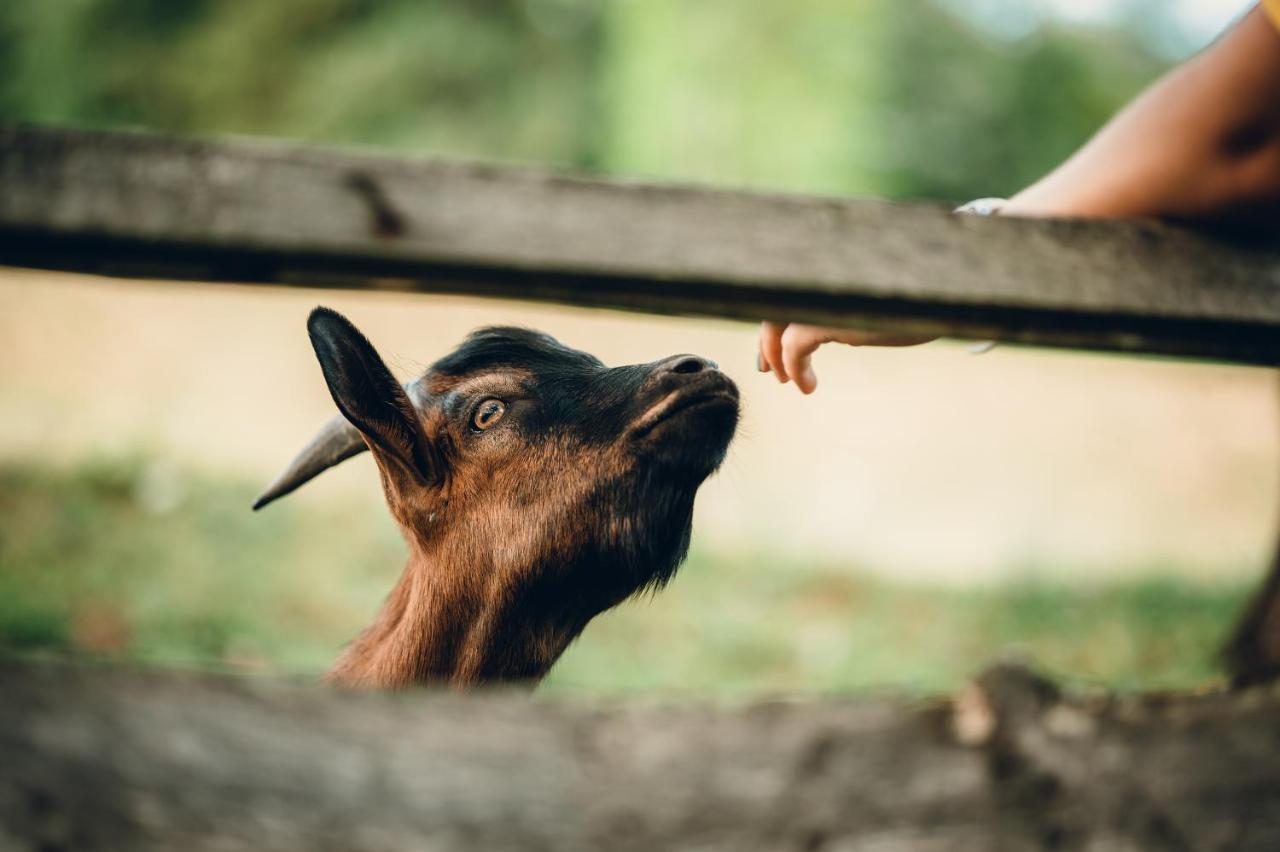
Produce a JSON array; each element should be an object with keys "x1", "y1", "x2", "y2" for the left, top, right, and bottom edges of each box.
[
  {"x1": 2, "y1": 660, "x2": 1279, "y2": 851},
  {"x1": 2, "y1": 125, "x2": 1279, "y2": 365}
]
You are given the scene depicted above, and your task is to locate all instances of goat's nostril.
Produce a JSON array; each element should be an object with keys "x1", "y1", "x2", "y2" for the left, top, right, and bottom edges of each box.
[{"x1": 670, "y1": 356, "x2": 711, "y2": 375}]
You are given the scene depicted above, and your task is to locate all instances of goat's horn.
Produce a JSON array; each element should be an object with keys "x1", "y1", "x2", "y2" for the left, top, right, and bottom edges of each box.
[
  {"x1": 252, "y1": 378, "x2": 428, "y2": 511},
  {"x1": 251, "y1": 415, "x2": 366, "y2": 511}
]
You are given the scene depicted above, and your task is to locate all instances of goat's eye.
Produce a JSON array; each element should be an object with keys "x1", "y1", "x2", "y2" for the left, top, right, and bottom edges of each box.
[{"x1": 471, "y1": 398, "x2": 507, "y2": 432}]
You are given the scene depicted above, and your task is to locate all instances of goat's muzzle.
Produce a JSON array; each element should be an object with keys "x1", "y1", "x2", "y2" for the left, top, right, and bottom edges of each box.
[{"x1": 629, "y1": 360, "x2": 739, "y2": 443}]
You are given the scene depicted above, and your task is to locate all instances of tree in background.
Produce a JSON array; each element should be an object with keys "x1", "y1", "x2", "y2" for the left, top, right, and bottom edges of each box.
[
  {"x1": 0, "y1": 0, "x2": 1170, "y2": 201},
  {"x1": 0, "y1": 0, "x2": 606, "y2": 164}
]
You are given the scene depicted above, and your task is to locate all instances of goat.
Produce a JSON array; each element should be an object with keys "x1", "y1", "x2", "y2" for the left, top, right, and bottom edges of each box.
[{"x1": 254, "y1": 307, "x2": 739, "y2": 689}]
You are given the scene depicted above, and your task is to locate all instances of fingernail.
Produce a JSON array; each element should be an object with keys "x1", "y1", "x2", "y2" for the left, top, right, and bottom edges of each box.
[
  {"x1": 802, "y1": 366, "x2": 817, "y2": 391},
  {"x1": 757, "y1": 352, "x2": 768, "y2": 372}
]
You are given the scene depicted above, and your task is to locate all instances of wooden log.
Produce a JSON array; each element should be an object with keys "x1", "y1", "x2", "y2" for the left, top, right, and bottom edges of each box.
[
  {"x1": 1, "y1": 660, "x2": 1279, "y2": 850},
  {"x1": 1, "y1": 125, "x2": 1278, "y2": 365}
]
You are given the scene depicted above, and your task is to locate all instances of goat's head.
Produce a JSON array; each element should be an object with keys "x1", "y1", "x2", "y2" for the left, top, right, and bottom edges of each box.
[{"x1": 255, "y1": 307, "x2": 738, "y2": 686}]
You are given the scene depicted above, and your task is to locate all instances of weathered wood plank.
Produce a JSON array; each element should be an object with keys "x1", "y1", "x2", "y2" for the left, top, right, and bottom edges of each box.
[
  {"x1": 1, "y1": 660, "x2": 1279, "y2": 851},
  {"x1": 1, "y1": 125, "x2": 1279, "y2": 364}
]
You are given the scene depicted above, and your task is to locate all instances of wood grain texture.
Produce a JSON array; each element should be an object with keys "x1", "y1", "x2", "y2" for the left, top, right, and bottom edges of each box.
[
  {"x1": 1, "y1": 125, "x2": 1278, "y2": 364},
  {"x1": 1, "y1": 660, "x2": 1279, "y2": 851}
]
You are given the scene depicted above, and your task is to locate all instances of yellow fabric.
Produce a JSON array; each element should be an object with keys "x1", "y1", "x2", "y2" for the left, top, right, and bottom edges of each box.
[{"x1": 1265, "y1": 0, "x2": 1280, "y2": 31}]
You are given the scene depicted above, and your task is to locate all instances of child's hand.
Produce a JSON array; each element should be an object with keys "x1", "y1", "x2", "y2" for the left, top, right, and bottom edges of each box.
[
  {"x1": 756, "y1": 322, "x2": 934, "y2": 394},
  {"x1": 755, "y1": 199, "x2": 1005, "y2": 394}
]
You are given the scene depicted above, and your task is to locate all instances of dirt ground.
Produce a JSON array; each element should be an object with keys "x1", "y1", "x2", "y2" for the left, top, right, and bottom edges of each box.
[{"x1": 1, "y1": 268, "x2": 1276, "y2": 582}]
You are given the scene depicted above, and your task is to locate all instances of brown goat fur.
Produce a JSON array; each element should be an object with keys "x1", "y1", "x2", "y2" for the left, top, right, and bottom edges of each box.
[{"x1": 260, "y1": 308, "x2": 739, "y2": 688}]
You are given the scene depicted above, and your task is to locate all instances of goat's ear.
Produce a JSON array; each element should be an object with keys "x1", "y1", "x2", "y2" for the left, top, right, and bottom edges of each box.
[{"x1": 306, "y1": 307, "x2": 440, "y2": 491}]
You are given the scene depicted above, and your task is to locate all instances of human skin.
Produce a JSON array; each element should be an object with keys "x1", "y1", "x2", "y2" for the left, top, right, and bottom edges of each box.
[{"x1": 758, "y1": 5, "x2": 1280, "y2": 394}]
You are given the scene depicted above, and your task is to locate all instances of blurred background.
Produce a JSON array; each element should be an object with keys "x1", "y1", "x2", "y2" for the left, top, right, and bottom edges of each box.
[{"x1": 1, "y1": 0, "x2": 1275, "y2": 694}]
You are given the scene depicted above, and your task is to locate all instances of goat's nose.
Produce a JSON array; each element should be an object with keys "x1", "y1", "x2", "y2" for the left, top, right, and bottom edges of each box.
[{"x1": 659, "y1": 354, "x2": 718, "y2": 375}]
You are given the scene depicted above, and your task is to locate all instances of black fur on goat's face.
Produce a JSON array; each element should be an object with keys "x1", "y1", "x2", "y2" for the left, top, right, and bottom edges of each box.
[{"x1": 304, "y1": 309, "x2": 739, "y2": 626}]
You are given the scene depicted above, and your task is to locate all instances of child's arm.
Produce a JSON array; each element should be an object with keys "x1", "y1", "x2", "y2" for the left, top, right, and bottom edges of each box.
[
  {"x1": 1004, "y1": 5, "x2": 1280, "y2": 220},
  {"x1": 759, "y1": 5, "x2": 1280, "y2": 394}
]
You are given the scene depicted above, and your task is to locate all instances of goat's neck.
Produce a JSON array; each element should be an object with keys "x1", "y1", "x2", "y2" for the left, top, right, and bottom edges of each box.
[{"x1": 326, "y1": 546, "x2": 590, "y2": 689}]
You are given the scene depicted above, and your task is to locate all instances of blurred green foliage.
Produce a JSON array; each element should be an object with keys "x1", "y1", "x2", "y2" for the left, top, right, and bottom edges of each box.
[
  {"x1": 0, "y1": 0, "x2": 1169, "y2": 200},
  {"x1": 0, "y1": 457, "x2": 1248, "y2": 693},
  {"x1": 0, "y1": 456, "x2": 405, "y2": 672}
]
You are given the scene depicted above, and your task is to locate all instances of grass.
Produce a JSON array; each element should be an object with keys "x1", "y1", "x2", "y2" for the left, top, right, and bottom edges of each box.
[{"x1": 0, "y1": 456, "x2": 1253, "y2": 695}]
